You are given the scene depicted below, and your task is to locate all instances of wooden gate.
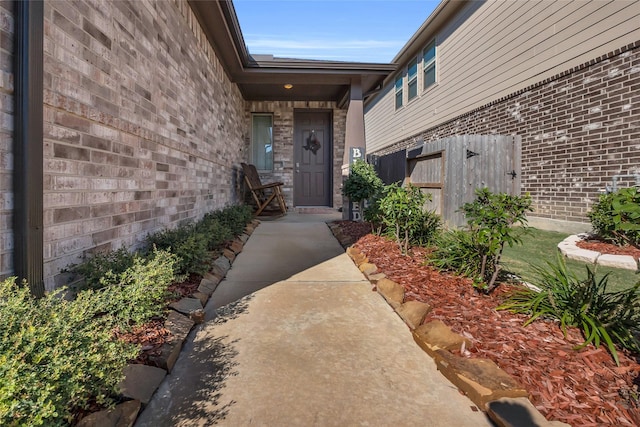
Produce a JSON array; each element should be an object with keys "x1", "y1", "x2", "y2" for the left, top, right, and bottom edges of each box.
[{"x1": 406, "y1": 135, "x2": 522, "y2": 227}]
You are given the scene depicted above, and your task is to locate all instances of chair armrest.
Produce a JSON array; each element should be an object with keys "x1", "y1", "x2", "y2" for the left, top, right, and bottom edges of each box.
[{"x1": 253, "y1": 182, "x2": 284, "y2": 190}]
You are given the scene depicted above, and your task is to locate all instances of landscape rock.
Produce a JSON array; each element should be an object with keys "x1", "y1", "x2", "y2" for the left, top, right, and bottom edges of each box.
[
  {"x1": 251, "y1": 219, "x2": 260, "y2": 227},
  {"x1": 358, "y1": 262, "x2": 377, "y2": 276},
  {"x1": 596, "y1": 254, "x2": 638, "y2": 270},
  {"x1": 77, "y1": 400, "x2": 141, "y2": 427},
  {"x1": 120, "y1": 365, "x2": 166, "y2": 404},
  {"x1": 487, "y1": 397, "x2": 571, "y2": 427},
  {"x1": 239, "y1": 233, "x2": 250, "y2": 243},
  {"x1": 223, "y1": 248, "x2": 236, "y2": 262},
  {"x1": 198, "y1": 277, "x2": 219, "y2": 295},
  {"x1": 396, "y1": 300, "x2": 431, "y2": 329},
  {"x1": 149, "y1": 311, "x2": 195, "y2": 372},
  {"x1": 376, "y1": 278, "x2": 404, "y2": 308},
  {"x1": 413, "y1": 320, "x2": 472, "y2": 357},
  {"x1": 169, "y1": 297, "x2": 203, "y2": 316},
  {"x1": 213, "y1": 256, "x2": 232, "y2": 274},
  {"x1": 558, "y1": 247, "x2": 599, "y2": 263},
  {"x1": 229, "y1": 239, "x2": 243, "y2": 254},
  {"x1": 190, "y1": 309, "x2": 205, "y2": 324},
  {"x1": 367, "y1": 272, "x2": 387, "y2": 283},
  {"x1": 352, "y1": 253, "x2": 368, "y2": 266},
  {"x1": 434, "y1": 350, "x2": 529, "y2": 409},
  {"x1": 346, "y1": 246, "x2": 361, "y2": 260},
  {"x1": 191, "y1": 291, "x2": 209, "y2": 306}
]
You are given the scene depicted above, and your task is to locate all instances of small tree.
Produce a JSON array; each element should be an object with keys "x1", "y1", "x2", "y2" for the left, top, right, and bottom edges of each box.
[
  {"x1": 378, "y1": 183, "x2": 439, "y2": 254},
  {"x1": 430, "y1": 188, "x2": 532, "y2": 292},
  {"x1": 342, "y1": 160, "x2": 383, "y2": 221}
]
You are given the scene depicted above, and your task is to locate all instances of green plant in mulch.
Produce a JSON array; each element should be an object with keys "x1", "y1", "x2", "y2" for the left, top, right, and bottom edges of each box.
[
  {"x1": 498, "y1": 255, "x2": 640, "y2": 366},
  {"x1": 342, "y1": 159, "x2": 384, "y2": 221},
  {"x1": 373, "y1": 183, "x2": 440, "y2": 254},
  {"x1": 588, "y1": 186, "x2": 640, "y2": 247},
  {"x1": 429, "y1": 188, "x2": 532, "y2": 292}
]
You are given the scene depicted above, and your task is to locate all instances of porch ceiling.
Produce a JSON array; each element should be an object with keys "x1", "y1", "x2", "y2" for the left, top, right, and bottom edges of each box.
[{"x1": 188, "y1": 0, "x2": 395, "y2": 104}]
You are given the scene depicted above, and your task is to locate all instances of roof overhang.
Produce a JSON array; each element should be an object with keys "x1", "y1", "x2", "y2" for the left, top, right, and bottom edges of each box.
[{"x1": 188, "y1": 0, "x2": 395, "y2": 104}]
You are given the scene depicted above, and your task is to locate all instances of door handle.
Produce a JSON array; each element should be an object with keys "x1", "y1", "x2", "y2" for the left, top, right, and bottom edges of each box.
[{"x1": 296, "y1": 162, "x2": 299, "y2": 173}]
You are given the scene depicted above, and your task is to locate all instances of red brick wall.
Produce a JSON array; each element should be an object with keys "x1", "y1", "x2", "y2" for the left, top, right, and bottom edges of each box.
[
  {"x1": 373, "y1": 42, "x2": 640, "y2": 227},
  {"x1": 42, "y1": 1, "x2": 247, "y2": 289}
]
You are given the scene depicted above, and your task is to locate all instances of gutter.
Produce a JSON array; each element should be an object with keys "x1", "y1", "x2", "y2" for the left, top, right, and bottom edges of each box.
[{"x1": 14, "y1": 0, "x2": 44, "y2": 296}]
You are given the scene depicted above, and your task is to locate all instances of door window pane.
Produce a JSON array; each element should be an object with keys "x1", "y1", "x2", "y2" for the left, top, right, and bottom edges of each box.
[{"x1": 252, "y1": 114, "x2": 273, "y2": 170}]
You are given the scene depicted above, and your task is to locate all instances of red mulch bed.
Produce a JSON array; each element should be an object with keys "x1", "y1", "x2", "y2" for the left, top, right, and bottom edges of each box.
[
  {"x1": 577, "y1": 238, "x2": 640, "y2": 259},
  {"x1": 337, "y1": 223, "x2": 640, "y2": 425}
]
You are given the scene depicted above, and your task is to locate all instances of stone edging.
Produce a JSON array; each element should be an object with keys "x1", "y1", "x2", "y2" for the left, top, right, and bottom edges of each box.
[
  {"x1": 77, "y1": 219, "x2": 261, "y2": 427},
  {"x1": 558, "y1": 234, "x2": 639, "y2": 270},
  {"x1": 344, "y1": 245, "x2": 571, "y2": 427}
]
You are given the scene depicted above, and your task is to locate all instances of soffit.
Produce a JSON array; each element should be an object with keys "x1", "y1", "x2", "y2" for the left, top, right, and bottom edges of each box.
[{"x1": 188, "y1": 0, "x2": 395, "y2": 103}]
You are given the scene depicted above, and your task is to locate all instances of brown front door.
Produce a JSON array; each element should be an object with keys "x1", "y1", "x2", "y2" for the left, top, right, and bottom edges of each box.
[{"x1": 293, "y1": 111, "x2": 332, "y2": 206}]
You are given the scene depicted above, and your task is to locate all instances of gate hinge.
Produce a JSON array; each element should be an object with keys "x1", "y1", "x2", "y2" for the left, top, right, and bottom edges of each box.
[{"x1": 466, "y1": 149, "x2": 479, "y2": 159}]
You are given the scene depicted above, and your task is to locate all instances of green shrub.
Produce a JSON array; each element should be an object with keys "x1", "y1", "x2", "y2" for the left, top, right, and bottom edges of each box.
[
  {"x1": 0, "y1": 278, "x2": 139, "y2": 426},
  {"x1": 430, "y1": 229, "x2": 484, "y2": 280},
  {"x1": 377, "y1": 183, "x2": 440, "y2": 254},
  {"x1": 588, "y1": 187, "x2": 640, "y2": 247},
  {"x1": 498, "y1": 256, "x2": 640, "y2": 366},
  {"x1": 429, "y1": 188, "x2": 532, "y2": 292},
  {"x1": 342, "y1": 160, "x2": 384, "y2": 221},
  {"x1": 146, "y1": 205, "x2": 253, "y2": 275},
  {"x1": 145, "y1": 223, "x2": 209, "y2": 276},
  {"x1": 68, "y1": 247, "x2": 136, "y2": 290},
  {"x1": 84, "y1": 248, "x2": 177, "y2": 330},
  {"x1": 213, "y1": 205, "x2": 253, "y2": 237}
]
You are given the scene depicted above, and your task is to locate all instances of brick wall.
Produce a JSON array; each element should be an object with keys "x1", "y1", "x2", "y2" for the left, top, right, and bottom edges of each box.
[
  {"x1": 245, "y1": 101, "x2": 347, "y2": 209},
  {"x1": 373, "y1": 42, "x2": 640, "y2": 228},
  {"x1": 42, "y1": 0, "x2": 247, "y2": 290},
  {"x1": 0, "y1": 1, "x2": 13, "y2": 280}
]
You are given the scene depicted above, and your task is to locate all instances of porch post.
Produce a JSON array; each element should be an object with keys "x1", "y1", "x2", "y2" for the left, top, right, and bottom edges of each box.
[
  {"x1": 342, "y1": 77, "x2": 365, "y2": 171},
  {"x1": 342, "y1": 78, "x2": 366, "y2": 219}
]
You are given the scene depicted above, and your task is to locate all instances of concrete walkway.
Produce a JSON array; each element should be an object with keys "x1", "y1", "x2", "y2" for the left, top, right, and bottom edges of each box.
[{"x1": 136, "y1": 213, "x2": 493, "y2": 426}]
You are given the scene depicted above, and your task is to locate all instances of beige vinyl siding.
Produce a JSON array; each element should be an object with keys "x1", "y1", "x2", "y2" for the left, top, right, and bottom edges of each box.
[{"x1": 365, "y1": 0, "x2": 640, "y2": 153}]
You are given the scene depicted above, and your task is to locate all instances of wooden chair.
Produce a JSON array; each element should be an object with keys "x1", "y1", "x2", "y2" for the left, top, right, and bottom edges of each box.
[{"x1": 241, "y1": 163, "x2": 287, "y2": 216}]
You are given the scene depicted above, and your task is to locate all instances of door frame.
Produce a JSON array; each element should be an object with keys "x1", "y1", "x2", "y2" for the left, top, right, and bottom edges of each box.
[{"x1": 292, "y1": 109, "x2": 333, "y2": 207}]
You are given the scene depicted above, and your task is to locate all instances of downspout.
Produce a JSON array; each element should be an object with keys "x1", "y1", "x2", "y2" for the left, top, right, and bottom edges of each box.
[{"x1": 14, "y1": 0, "x2": 44, "y2": 296}]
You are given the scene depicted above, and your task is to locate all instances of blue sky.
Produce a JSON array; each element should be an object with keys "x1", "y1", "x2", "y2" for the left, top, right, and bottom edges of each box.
[{"x1": 233, "y1": 0, "x2": 440, "y2": 63}]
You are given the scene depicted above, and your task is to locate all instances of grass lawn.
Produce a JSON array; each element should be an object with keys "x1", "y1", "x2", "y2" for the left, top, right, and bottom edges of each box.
[{"x1": 500, "y1": 228, "x2": 639, "y2": 293}]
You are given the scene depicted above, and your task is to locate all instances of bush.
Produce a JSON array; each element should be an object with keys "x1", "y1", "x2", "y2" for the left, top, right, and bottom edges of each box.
[
  {"x1": 588, "y1": 187, "x2": 640, "y2": 247},
  {"x1": 0, "y1": 278, "x2": 139, "y2": 426},
  {"x1": 146, "y1": 204, "x2": 253, "y2": 275},
  {"x1": 69, "y1": 247, "x2": 136, "y2": 290},
  {"x1": 85, "y1": 248, "x2": 178, "y2": 330},
  {"x1": 498, "y1": 256, "x2": 640, "y2": 366},
  {"x1": 429, "y1": 188, "x2": 532, "y2": 292},
  {"x1": 145, "y1": 223, "x2": 210, "y2": 276},
  {"x1": 342, "y1": 160, "x2": 384, "y2": 221},
  {"x1": 376, "y1": 183, "x2": 440, "y2": 254}
]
